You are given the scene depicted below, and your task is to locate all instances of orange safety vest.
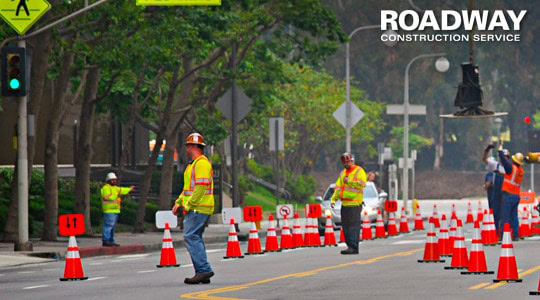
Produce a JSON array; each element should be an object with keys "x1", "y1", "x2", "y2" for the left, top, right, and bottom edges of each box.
[{"x1": 502, "y1": 164, "x2": 523, "y2": 195}]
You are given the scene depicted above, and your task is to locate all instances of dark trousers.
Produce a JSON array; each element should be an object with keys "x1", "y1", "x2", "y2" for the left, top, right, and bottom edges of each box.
[
  {"x1": 488, "y1": 174, "x2": 504, "y2": 233},
  {"x1": 341, "y1": 206, "x2": 362, "y2": 251}
]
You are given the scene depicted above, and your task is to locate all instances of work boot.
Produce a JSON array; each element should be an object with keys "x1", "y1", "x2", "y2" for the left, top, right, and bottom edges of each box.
[
  {"x1": 102, "y1": 242, "x2": 115, "y2": 247},
  {"x1": 340, "y1": 248, "x2": 358, "y2": 255},
  {"x1": 184, "y1": 272, "x2": 214, "y2": 284},
  {"x1": 113, "y1": 243, "x2": 120, "y2": 247}
]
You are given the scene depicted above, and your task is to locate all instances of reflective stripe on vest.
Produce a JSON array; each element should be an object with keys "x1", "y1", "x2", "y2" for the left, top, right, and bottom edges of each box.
[
  {"x1": 182, "y1": 155, "x2": 214, "y2": 210},
  {"x1": 502, "y1": 164, "x2": 523, "y2": 195},
  {"x1": 338, "y1": 166, "x2": 364, "y2": 205}
]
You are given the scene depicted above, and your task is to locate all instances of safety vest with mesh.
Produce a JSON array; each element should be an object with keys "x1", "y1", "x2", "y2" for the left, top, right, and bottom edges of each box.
[
  {"x1": 333, "y1": 165, "x2": 366, "y2": 207},
  {"x1": 181, "y1": 155, "x2": 214, "y2": 215},
  {"x1": 502, "y1": 164, "x2": 524, "y2": 195},
  {"x1": 101, "y1": 184, "x2": 131, "y2": 214}
]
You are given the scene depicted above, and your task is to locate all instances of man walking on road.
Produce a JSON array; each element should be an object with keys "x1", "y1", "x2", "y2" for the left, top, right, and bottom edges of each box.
[
  {"x1": 498, "y1": 143, "x2": 525, "y2": 240},
  {"x1": 330, "y1": 153, "x2": 366, "y2": 255},
  {"x1": 172, "y1": 133, "x2": 215, "y2": 284},
  {"x1": 101, "y1": 172, "x2": 134, "y2": 247}
]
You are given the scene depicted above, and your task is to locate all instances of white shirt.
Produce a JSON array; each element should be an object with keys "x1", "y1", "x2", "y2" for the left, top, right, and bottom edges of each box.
[{"x1": 486, "y1": 157, "x2": 505, "y2": 173}]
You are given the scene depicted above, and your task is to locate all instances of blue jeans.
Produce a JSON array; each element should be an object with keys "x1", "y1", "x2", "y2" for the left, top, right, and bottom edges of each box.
[
  {"x1": 183, "y1": 211, "x2": 212, "y2": 274},
  {"x1": 489, "y1": 174, "x2": 504, "y2": 232},
  {"x1": 500, "y1": 192, "x2": 520, "y2": 238},
  {"x1": 102, "y1": 213, "x2": 119, "y2": 243}
]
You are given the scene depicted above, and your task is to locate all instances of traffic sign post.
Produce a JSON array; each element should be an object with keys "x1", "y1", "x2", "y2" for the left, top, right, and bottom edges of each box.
[
  {"x1": 276, "y1": 204, "x2": 293, "y2": 220},
  {"x1": 58, "y1": 214, "x2": 85, "y2": 237},
  {"x1": 0, "y1": 0, "x2": 51, "y2": 35},
  {"x1": 155, "y1": 211, "x2": 178, "y2": 229},
  {"x1": 333, "y1": 101, "x2": 364, "y2": 130},
  {"x1": 269, "y1": 117, "x2": 284, "y2": 207}
]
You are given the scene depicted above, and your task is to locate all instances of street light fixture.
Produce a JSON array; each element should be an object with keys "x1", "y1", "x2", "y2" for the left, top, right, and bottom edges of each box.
[{"x1": 402, "y1": 53, "x2": 448, "y2": 215}]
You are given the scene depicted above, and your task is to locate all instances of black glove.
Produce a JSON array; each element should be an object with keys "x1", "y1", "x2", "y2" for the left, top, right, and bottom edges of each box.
[{"x1": 484, "y1": 144, "x2": 494, "y2": 152}]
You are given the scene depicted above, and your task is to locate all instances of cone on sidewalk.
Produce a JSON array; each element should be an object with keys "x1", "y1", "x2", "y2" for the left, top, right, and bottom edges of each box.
[
  {"x1": 361, "y1": 211, "x2": 373, "y2": 241},
  {"x1": 60, "y1": 236, "x2": 88, "y2": 281},
  {"x1": 519, "y1": 207, "x2": 531, "y2": 239},
  {"x1": 493, "y1": 223, "x2": 522, "y2": 282},
  {"x1": 438, "y1": 214, "x2": 452, "y2": 257},
  {"x1": 323, "y1": 215, "x2": 337, "y2": 246},
  {"x1": 432, "y1": 204, "x2": 440, "y2": 228},
  {"x1": 157, "y1": 223, "x2": 180, "y2": 267},
  {"x1": 375, "y1": 210, "x2": 387, "y2": 239},
  {"x1": 224, "y1": 218, "x2": 244, "y2": 259},
  {"x1": 399, "y1": 207, "x2": 410, "y2": 234},
  {"x1": 466, "y1": 202, "x2": 474, "y2": 224},
  {"x1": 265, "y1": 215, "x2": 281, "y2": 252},
  {"x1": 445, "y1": 219, "x2": 468, "y2": 270},
  {"x1": 530, "y1": 277, "x2": 540, "y2": 295},
  {"x1": 246, "y1": 222, "x2": 264, "y2": 255},
  {"x1": 292, "y1": 214, "x2": 304, "y2": 248},
  {"x1": 418, "y1": 221, "x2": 445, "y2": 263},
  {"x1": 461, "y1": 221, "x2": 494, "y2": 275},
  {"x1": 483, "y1": 209, "x2": 498, "y2": 246},
  {"x1": 280, "y1": 216, "x2": 295, "y2": 250},
  {"x1": 388, "y1": 212, "x2": 399, "y2": 236},
  {"x1": 414, "y1": 204, "x2": 425, "y2": 231}
]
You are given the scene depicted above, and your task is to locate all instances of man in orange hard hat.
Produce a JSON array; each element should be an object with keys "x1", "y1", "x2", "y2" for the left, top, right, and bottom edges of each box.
[
  {"x1": 330, "y1": 153, "x2": 367, "y2": 254},
  {"x1": 498, "y1": 142, "x2": 524, "y2": 240},
  {"x1": 172, "y1": 133, "x2": 215, "y2": 284}
]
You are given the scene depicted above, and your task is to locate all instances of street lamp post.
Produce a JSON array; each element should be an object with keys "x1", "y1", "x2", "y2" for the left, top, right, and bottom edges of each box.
[
  {"x1": 494, "y1": 117, "x2": 503, "y2": 158},
  {"x1": 402, "y1": 53, "x2": 448, "y2": 214}
]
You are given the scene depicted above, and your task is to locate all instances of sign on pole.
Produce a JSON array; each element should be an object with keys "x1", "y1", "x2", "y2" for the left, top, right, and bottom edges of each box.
[
  {"x1": 215, "y1": 87, "x2": 252, "y2": 123},
  {"x1": 386, "y1": 104, "x2": 427, "y2": 115},
  {"x1": 305, "y1": 204, "x2": 322, "y2": 218},
  {"x1": 58, "y1": 214, "x2": 85, "y2": 237},
  {"x1": 155, "y1": 211, "x2": 178, "y2": 229},
  {"x1": 333, "y1": 101, "x2": 364, "y2": 128},
  {"x1": 0, "y1": 0, "x2": 51, "y2": 35},
  {"x1": 269, "y1": 117, "x2": 284, "y2": 151},
  {"x1": 276, "y1": 204, "x2": 293, "y2": 219},
  {"x1": 136, "y1": 0, "x2": 221, "y2": 6},
  {"x1": 243, "y1": 206, "x2": 263, "y2": 222},
  {"x1": 222, "y1": 207, "x2": 242, "y2": 224}
]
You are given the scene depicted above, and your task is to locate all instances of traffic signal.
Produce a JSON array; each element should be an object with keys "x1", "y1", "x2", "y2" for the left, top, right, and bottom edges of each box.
[{"x1": 1, "y1": 47, "x2": 28, "y2": 97}]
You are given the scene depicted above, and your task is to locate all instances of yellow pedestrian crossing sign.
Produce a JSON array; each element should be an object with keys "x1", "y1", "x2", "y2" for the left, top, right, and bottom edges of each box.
[{"x1": 0, "y1": 0, "x2": 51, "y2": 35}]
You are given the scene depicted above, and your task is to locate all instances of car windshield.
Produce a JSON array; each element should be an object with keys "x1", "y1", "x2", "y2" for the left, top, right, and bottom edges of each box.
[
  {"x1": 323, "y1": 187, "x2": 334, "y2": 201},
  {"x1": 323, "y1": 184, "x2": 377, "y2": 200}
]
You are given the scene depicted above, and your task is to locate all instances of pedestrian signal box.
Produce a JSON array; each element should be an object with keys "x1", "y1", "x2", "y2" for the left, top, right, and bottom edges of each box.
[{"x1": 58, "y1": 214, "x2": 85, "y2": 236}]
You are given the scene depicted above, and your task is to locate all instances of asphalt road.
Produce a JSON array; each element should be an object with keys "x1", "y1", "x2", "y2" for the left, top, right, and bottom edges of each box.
[{"x1": 1, "y1": 221, "x2": 540, "y2": 300}]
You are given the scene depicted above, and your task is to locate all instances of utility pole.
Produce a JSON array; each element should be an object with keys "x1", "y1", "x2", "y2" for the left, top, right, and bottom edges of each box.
[{"x1": 231, "y1": 42, "x2": 239, "y2": 208}]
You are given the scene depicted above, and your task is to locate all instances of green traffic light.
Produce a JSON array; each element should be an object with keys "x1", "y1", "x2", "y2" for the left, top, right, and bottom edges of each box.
[{"x1": 9, "y1": 78, "x2": 20, "y2": 89}]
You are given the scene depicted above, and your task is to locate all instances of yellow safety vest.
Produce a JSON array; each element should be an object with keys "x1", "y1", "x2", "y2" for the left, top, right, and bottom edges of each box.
[
  {"x1": 181, "y1": 155, "x2": 214, "y2": 215},
  {"x1": 333, "y1": 165, "x2": 366, "y2": 207},
  {"x1": 101, "y1": 184, "x2": 131, "y2": 214}
]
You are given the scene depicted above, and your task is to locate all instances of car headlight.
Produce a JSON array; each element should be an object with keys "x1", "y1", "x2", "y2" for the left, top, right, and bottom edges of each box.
[{"x1": 325, "y1": 209, "x2": 332, "y2": 217}]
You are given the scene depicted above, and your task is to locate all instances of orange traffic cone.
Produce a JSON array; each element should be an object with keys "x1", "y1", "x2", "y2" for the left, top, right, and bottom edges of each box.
[
  {"x1": 157, "y1": 223, "x2": 180, "y2": 267},
  {"x1": 481, "y1": 209, "x2": 489, "y2": 244},
  {"x1": 530, "y1": 277, "x2": 540, "y2": 295},
  {"x1": 246, "y1": 222, "x2": 263, "y2": 255},
  {"x1": 451, "y1": 203, "x2": 457, "y2": 218},
  {"x1": 280, "y1": 216, "x2": 294, "y2": 250},
  {"x1": 438, "y1": 214, "x2": 452, "y2": 257},
  {"x1": 483, "y1": 209, "x2": 498, "y2": 246},
  {"x1": 361, "y1": 211, "x2": 373, "y2": 241},
  {"x1": 461, "y1": 220, "x2": 494, "y2": 275},
  {"x1": 60, "y1": 236, "x2": 88, "y2": 281},
  {"x1": 414, "y1": 204, "x2": 425, "y2": 231},
  {"x1": 375, "y1": 210, "x2": 387, "y2": 239},
  {"x1": 265, "y1": 215, "x2": 281, "y2": 252},
  {"x1": 323, "y1": 215, "x2": 337, "y2": 246},
  {"x1": 224, "y1": 219, "x2": 244, "y2": 259},
  {"x1": 399, "y1": 207, "x2": 410, "y2": 233},
  {"x1": 466, "y1": 202, "x2": 474, "y2": 224},
  {"x1": 418, "y1": 221, "x2": 445, "y2": 263},
  {"x1": 493, "y1": 223, "x2": 522, "y2": 282},
  {"x1": 311, "y1": 218, "x2": 322, "y2": 247},
  {"x1": 432, "y1": 204, "x2": 440, "y2": 228},
  {"x1": 532, "y1": 209, "x2": 540, "y2": 236},
  {"x1": 445, "y1": 219, "x2": 468, "y2": 270},
  {"x1": 388, "y1": 212, "x2": 399, "y2": 236},
  {"x1": 476, "y1": 201, "x2": 483, "y2": 223},
  {"x1": 339, "y1": 227, "x2": 345, "y2": 243},
  {"x1": 519, "y1": 207, "x2": 531, "y2": 239},
  {"x1": 448, "y1": 217, "x2": 457, "y2": 255},
  {"x1": 292, "y1": 214, "x2": 304, "y2": 248}
]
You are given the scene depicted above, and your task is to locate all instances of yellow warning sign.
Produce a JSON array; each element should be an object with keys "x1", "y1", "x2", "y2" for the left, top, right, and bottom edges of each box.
[
  {"x1": 136, "y1": 0, "x2": 221, "y2": 6},
  {"x1": 0, "y1": 0, "x2": 51, "y2": 35}
]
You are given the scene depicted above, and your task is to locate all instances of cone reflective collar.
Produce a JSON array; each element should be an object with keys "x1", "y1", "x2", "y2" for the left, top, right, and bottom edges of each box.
[
  {"x1": 280, "y1": 216, "x2": 295, "y2": 250},
  {"x1": 461, "y1": 221, "x2": 494, "y2": 275},
  {"x1": 224, "y1": 218, "x2": 244, "y2": 259},
  {"x1": 292, "y1": 213, "x2": 304, "y2": 248},
  {"x1": 157, "y1": 223, "x2": 180, "y2": 267},
  {"x1": 361, "y1": 211, "x2": 373, "y2": 241},
  {"x1": 466, "y1": 202, "x2": 474, "y2": 224},
  {"x1": 418, "y1": 221, "x2": 444, "y2": 263},
  {"x1": 60, "y1": 236, "x2": 88, "y2": 281},
  {"x1": 399, "y1": 207, "x2": 410, "y2": 233},
  {"x1": 246, "y1": 222, "x2": 263, "y2": 255},
  {"x1": 483, "y1": 209, "x2": 498, "y2": 246},
  {"x1": 493, "y1": 223, "x2": 522, "y2": 282},
  {"x1": 323, "y1": 215, "x2": 337, "y2": 246},
  {"x1": 414, "y1": 204, "x2": 425, "y2": 231},
  {"x1": 438, "y1": 214, "x2": 452, "y2": 257},
  {"x1": 445, "y1": 219, "x2": 468, "y2": 270},
  {"x1": 265, "y1": 215, "x2": 281, "y2": 252},
  {"x1": 519, "y1": 207, "x2": 531, "y2": 238},
  {"x1": 387, "y1": 213, "x2": 399, "y2": 236},
  {"x1": 375, "y1": 210, "x2": 387, "y2": 239}
]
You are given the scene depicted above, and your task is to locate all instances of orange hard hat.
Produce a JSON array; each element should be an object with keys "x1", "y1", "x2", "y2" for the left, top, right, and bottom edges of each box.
[
  {"x1": 185, "y1": 133, "x2": 206, "y2": 146},
  {"x1": 340, "y1": 152, "x2": 353, "y2": 164}
]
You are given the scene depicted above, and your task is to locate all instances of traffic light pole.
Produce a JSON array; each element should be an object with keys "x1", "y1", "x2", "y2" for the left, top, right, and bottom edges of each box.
[{"x1": 14, "y1": 39, "x2": 31, "y2": 251}]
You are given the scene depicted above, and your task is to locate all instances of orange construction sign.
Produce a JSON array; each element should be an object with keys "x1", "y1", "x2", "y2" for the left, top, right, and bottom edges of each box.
[{"x1": 520, "y1": 192, "x2": 536, "y2": 204}]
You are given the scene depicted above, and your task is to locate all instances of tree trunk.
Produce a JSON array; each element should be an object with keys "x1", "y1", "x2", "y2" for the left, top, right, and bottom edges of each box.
[
  {"x1": 74, "y1": 67, "x2": 101, "y2": 234},
  {"x1": 158, "y1": 132, "x2": 179, "y2": 210},
  {"x1": 42, "y1": 51, "x2": 75, "y2": 241}
]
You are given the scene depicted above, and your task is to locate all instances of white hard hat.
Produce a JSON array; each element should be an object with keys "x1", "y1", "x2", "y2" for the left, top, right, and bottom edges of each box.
[{"x1": 106, "y1": 172, "x2": 117, "y2": 181}]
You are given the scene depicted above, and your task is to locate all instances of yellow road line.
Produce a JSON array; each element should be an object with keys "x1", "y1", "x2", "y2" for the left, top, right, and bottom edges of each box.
[
  {"x1": 469, "y1": 282, "x2": 491, "y2": 290},
  {"x1": 483, "y1": 266, "x2": 540, "y2": 290},
  {"x1": 180, "y1": 248, "x2": 422, "y2": 299}
]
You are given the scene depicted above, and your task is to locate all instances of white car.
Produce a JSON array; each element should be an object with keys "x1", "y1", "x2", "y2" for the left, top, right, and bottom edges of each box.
[{"x1": 316, "y1": 182, "x2": 387, "y2": 234}]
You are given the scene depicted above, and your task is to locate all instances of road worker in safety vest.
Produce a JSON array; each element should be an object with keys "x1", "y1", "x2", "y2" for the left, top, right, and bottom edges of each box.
[
  {"x1": 101, "y1": 172, "x2": 134, "y2": 247},
  {"x1": 330, "y1": 152, "x2": 367, "y2": 254},
  {"x1": 172, "y1": 132, "x2": 215, "y2": 284},
  {"x1": 498, "y1": 142, "x2": 525, "y2": 240}
]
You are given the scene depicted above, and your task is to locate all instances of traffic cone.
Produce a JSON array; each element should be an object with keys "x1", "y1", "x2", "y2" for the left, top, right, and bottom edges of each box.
[
  {"x1": 493, "y1": 223, "x2": 522, "y2": 282},
  {"x1": 156, "y1": 223, "x2": 180, "y2": 267},
  {"x1": 388, "y1": 212, "x2": 399, "y2": 236},
  {"x1": 60, "y1": 236, "x2": 88, "y2": 281},
  {"x1": 414, "y1": 204, "x2": 425, "y2": 231},
  {"x1": 448, "y1": 218, "x2": 458, "y2": 257},
  {"x1": 445, "y1": 219, "x2": 468, "y2": 270},
  {"x1": 323, "y1": 215, "x2": 337, "y2": 246},
  {"x1": 280, "y1": 216, "x2": 295, "y2": 250},
  {"x1": 375, "y1": 210, "x2": 387, "y2": 239},
  {"x1": 399, "y1": 207, "x2": 410, "y2": 233},
  {"x1": 292, "y1": 214, "x2": 304, "y2": 248},
  {"x1": 476, "y1": 201, "x2": 483, "y2": 223},
  {"x1": 418, "y1": 221, "x2": 445, "y2": 263},
  {"x1": 361, "y1": 211, "x2": 373, "y2": 241},
  {"x1": 451, "y1": 203, "x2": 457, "y2": 218},
  {"x1": 461, "y1": 221, "x2": 494, "y2": 275},
  {"x1": 438, "y1": 214, "x2": 452, "y2": 257},
  {"x1": 432, "y1": 204, "x2": 440, "y2": 228},
  {"x1": 481, "y1": 209, "x2": 489, "y2": 244},
  {"x1": 339, "y1": 227, "x2": 345, "y2": 243},
  {"x1": 310, "y1": 217, "x2": 322, "y2": 247},
  {"x1": 246, "y1": 222, "x2": 263, "y2": 255},
  {"x1": 265, "y1": 215, "x2": 281, "y2": 252},
  {"x1": 483, "y1": 209, "x2": 498, "y2": 246},
  {"x1": 532, "y1": 209, "x2": 540, "y2": 236},
  {"x1": 519, "y1": 207, "x2": 531, "y2": 239},
  {"x1": 466, "y1": 202, "x2": 474, "y2": 224},
  {"x1": 530, "y1": 277, "x2": 540, "y2": 295},
  {"x1": 224, "y1": 218, "x2": 244, "y2": 259}
]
